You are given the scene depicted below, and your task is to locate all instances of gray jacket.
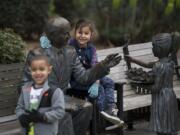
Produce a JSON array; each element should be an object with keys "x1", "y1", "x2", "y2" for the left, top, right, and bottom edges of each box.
[
  {"x1": 23, "y1": 45, "x2": 109, "y2": 92},
  {"x1": 15, "y1": 81, "x2": 65, "y2": 135}
]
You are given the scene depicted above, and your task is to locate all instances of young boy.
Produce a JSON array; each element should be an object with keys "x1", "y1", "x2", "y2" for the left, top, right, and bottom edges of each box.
[{"x1": 16, "y1": 54, "x2": 65, "y2": 135}]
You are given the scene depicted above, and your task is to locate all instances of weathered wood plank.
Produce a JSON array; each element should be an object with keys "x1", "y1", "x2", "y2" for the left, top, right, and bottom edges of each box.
[
  {"x1": 0, "y1": 120, "x2": 21, "y2": 135},
  {"x1": 0, "y1": 71, "x2": 23, "y2": 81},
  {"x1": 0, "y1": 79, "x2": 21, "y2": 88},
  {"x1": 97, "y1": 42, "x2": 152, "y2": 56},
  {"x1": 0, "y1": 63, "x2": 24, "y2": 72},
  {"x1": 0, "y1": 108, "x2": 17, "y2": 117},
  {"x1": 0, "y1": 115, "x2": 17, "y2": 123}
]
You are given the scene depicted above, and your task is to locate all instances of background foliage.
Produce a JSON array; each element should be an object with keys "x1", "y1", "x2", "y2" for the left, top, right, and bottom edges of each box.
[
  {"x1": 0, "y1": 0, "x2": 50, "y2": 39},
  {"x1": 0, "y1": 29, "x2": 25, "y2": 64},
  {"x1": 0, "y1": 0, "x2": 179, "y2": 46},
  {"x1": 55, "y1": 0, "x2": 180, "y2": 46}
]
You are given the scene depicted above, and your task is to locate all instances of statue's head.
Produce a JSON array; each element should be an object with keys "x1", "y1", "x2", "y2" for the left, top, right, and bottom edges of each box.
[
  {"x1": 152, "y1": 33, "x2": 172, "y2": 58},
  {"x1": 44, "y1": 16, "x2": 71, "y2": 48}
]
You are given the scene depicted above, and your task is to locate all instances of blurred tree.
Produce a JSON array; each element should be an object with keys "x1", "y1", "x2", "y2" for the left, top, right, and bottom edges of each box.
[
  {"x1": 49, "y1": 0, "x2": 56, "y2": 16},
  {"x1": 1, "y1": 0, "x2": 178, "y2": 43},
  {"x1": 0, "y1": 0, "x2": 50, "y2": 39},
  {"x1": 54, "y1": 0, "x2": 180, "y2": 46}
]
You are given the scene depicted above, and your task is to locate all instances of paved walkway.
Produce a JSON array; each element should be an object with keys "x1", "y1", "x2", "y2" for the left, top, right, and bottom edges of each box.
[
  {"x1": 125, "y1": 122, "x2": 155, "y2": 135},
  {"x1": 125, "y1": 121, "x2": 180, "y2": 135}
]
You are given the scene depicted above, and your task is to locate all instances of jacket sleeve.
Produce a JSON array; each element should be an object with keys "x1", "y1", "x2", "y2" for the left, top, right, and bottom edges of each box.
[
  {"x1": 91, "y1": 47, "x2": 98, "y2": 66},
  {"x1": 15, "y1": 92, "x2": 26, "y2": 118},
  {"x1": 44, "y1": 88, "x2": 65, "y2": 123},
  {"x1": 72, "y1": 51, "x2": 109, "y2": 85}
]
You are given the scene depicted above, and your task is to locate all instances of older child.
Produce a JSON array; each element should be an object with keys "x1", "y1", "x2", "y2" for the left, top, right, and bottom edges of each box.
[
  {"x1": 126, "y1": 33, "x2": 179, "y2": 135},
  {"x1": 68, "y1": 19, "x2": 124, "y2": 125},
  {"x1": 16, "y1": 54, "x2": 65, "y2": 135}
]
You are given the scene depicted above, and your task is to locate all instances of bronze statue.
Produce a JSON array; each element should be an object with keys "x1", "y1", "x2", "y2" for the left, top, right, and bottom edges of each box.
[{"x1": 125, "y1": 33, "x2": 180, "y2": 135}]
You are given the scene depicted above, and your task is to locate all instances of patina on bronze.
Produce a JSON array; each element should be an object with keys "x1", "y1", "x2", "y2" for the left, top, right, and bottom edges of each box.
[{"x1": 125, "y1": 33, "x2": 180, "y2": 135}]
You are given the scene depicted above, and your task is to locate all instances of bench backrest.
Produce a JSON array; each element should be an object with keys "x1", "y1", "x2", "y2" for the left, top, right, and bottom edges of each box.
[{"x1": 0, "y1": 63, "x2": 24, "y2": 116}]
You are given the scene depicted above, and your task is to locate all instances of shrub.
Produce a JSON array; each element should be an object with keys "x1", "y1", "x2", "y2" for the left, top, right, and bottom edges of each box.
[{"x1": 0, "y1": 29, "x2": 25, "y2": 64}]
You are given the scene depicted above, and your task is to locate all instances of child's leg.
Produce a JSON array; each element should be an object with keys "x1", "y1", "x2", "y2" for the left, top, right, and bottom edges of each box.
[
  {"x1": 100, "y1": 77, "x2": 116, "y2": 113},
  {"x1": 99, "y1": 77, "x2": 124, "y2": 126},
  {"x1": 97, "y1": 85, "x2": 105, "y2": 111}
]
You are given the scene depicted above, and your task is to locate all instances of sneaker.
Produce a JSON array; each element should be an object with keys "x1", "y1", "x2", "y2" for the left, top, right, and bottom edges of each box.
[
  {"x1": 100, "y1": 111, "x2": 124, "y2": 126},
  {"x1": 105, "y1": 123, "x2": 128, "y2": 130},
  {"x1": 111, "y1": 108, "x2": 118, "y2": 116}
]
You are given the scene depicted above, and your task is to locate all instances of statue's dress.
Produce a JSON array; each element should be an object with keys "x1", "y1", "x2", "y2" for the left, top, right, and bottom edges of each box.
[{"x1": 149, "y1": 58, "x2": 178, "y2": 134}]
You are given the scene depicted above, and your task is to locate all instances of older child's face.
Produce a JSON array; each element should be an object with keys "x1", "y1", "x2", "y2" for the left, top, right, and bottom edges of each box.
[
  {"x1": 30, "y1": 59, "x2": 52, "y2": 86},
  {"x1": 75, "y1": 26, "x2": 92, "y2": 47}
]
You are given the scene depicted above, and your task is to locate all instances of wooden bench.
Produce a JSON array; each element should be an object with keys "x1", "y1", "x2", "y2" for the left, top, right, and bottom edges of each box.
[
  {"x1": 97, "y1": 42, "x2": 180, "y2": 133},
  {"x1": 0, "y1": 63, "x2": 23, "y2": 135},
  {"x1": 98, "y1": 42, "x2": 180, "y2": 110},
  {"x1": 1, "y1": 42, "x2": 180, "y2": 135}
]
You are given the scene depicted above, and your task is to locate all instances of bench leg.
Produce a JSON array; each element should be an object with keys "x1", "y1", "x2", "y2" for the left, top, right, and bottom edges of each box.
[
  {"x1": 116, "y1": 83, "x2": 124, "y2": 135},
  {"x1": 127, "y1": 123, "x2": 134, "y2": 131},
  {"x1": 126, "y1": 111, "x2": 135, "y2": 131},
  {"x1": 90, "y1": 99, "x2": 97, "y2": 135}
]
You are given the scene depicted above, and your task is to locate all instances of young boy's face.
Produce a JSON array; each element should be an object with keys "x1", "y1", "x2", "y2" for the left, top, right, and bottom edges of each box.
[
  {"x1": 30, "y1": 59, "x2": 52, "y2": 85},
  {"x1": 75, "y1": 26, "x2": 92, "y2": 47}
]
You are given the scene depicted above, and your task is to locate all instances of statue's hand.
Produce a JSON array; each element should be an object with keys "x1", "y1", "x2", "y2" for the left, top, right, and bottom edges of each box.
[
  {"x1": 124, "y1": 55, "x2": 133, "y2": 62},
  {"x1": 40, "y1": 35, "x2": 52, "y2": 49},
  {"x1": 102, "y1": 53, "x2": 122, "y2": 68}
]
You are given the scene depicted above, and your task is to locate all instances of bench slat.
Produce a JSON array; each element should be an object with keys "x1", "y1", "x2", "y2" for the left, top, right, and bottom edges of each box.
[{"x1": 0, "y1": 63, "x2": 24, "y2": 72}]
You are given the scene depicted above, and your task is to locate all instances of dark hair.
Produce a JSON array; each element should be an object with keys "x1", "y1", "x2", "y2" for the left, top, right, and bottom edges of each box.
[
  {"x1": 74, "y1": 19, "x2": 98, "y2": 40},
  {"x1": 30, "y1": 54, "x2": 50, "y2": 66}
]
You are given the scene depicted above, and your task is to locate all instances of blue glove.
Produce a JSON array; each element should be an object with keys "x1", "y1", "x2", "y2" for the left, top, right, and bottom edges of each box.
[
  {"x1": 88, "y1": 83, "x2": 99, "y2": 98},
  {"x1": 40, "y1": 35, "x2": 52, "y2": 48}
]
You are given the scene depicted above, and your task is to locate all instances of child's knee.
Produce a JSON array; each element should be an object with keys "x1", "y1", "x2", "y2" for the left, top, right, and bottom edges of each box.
[{"x1": 100, "y1": 77, "x2": 114, "y2": 88}]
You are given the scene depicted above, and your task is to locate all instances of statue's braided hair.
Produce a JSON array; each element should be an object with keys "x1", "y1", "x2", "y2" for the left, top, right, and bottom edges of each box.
[{"x1": 152, "y1": 33, "x2": 172, "y2": 58}]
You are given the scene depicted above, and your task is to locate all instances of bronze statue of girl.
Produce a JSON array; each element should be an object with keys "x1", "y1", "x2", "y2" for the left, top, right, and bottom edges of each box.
[{"x1": 126, "y1": 33, "x2": 180, "y2": 135}]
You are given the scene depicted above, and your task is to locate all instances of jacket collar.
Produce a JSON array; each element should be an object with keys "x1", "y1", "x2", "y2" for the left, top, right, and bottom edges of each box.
[{"x1": 22, "y1": 80, "x2": 50, "y2": 110}]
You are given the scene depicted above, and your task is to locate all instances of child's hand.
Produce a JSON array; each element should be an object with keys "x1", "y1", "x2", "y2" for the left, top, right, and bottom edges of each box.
[
  {"x1": 88, "y1": 83, "x2": 99, "y2": 98},
  {"x1": 18, "y1": 114, "x2": 31, "y2": 127},
  {"x1": 27, "y1": 109, "x2": 46, "y2": 122},
  {"x1": 40, "y1": 35, "x2": 52, "y2": 49}
]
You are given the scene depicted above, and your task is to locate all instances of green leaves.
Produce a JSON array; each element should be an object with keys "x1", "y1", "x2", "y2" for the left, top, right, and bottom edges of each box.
[
  {"x1": 112, "y1": 0, "x2": 122, "y2": 10},
  {"x1": 0, "y1": 29, "x2": 25, "y2": 64},
  {"x1": 129, "y1": 0, "x2": 138, "y2": 9},
  {"x1": 49, "y1": 0, "x2": 56, "y2": 16},
  {"x1": 176, "y1": 0, "x2": 180, "y2": 8},
  {"x1": 165, "y1": 0, "x2": 175, "y2": 15}
]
